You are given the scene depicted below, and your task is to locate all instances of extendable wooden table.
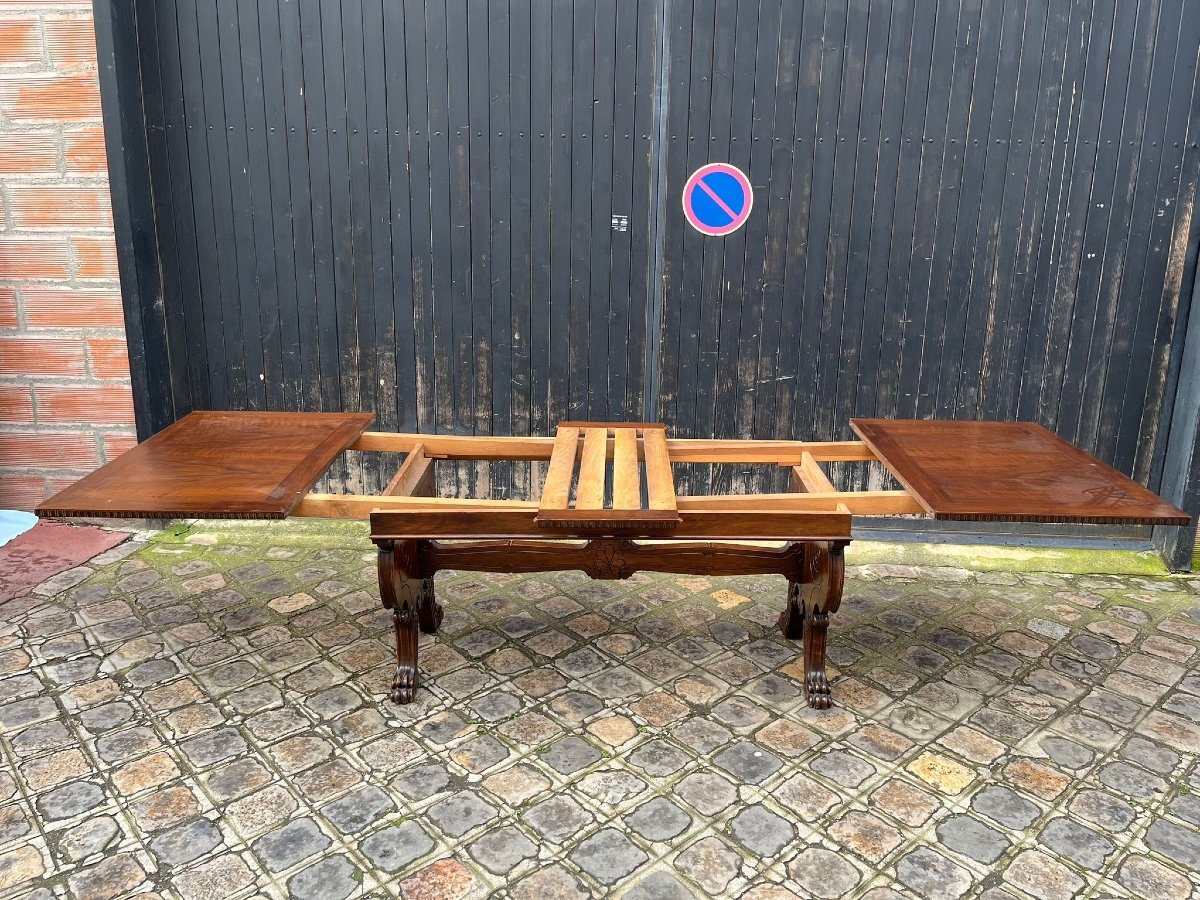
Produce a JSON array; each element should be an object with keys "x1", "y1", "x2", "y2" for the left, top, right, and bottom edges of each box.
[{"x1": 38, "y1": 412, "x2": 1188, "y2": 709}]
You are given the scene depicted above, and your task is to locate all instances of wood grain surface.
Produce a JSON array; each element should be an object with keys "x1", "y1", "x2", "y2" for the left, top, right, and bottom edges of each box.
[
  {"x1": 37, "y1": 411, "x2": 373, "y2": 519},
  {"x1": 850, "y1": 419, "x2": 1189, "y2": 525}
]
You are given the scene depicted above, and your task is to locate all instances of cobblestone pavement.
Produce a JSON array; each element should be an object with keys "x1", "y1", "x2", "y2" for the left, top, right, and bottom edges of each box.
[{"x1": 2, "y1": 520, "x2": 1199, "y2": 900}]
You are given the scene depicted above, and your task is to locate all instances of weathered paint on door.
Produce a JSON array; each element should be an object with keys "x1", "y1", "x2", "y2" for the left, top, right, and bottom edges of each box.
[{"x1": 105, "y1": 0, "x2": 1200, "y2": 501}]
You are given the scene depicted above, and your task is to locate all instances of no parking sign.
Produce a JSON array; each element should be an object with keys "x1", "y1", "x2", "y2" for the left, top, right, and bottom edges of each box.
[{"x1": 682, "y1": 163, "x2": 753, "y2": 236}]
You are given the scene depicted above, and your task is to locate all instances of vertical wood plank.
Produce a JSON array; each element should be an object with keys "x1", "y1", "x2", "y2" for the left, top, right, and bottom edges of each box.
[
  {"x1": 710, "y1": 0, "x2": 764, "y2": 492},
  {"x1": 608, "y1": 0, "x2": 639, "y2": 419},
  {"x1": 730, "y1": 0, "x2": 783, "y2": 469},
  {"x1": 508, "y1": 0, "x2": 533, "y2": 497},
  {"x1": 528, "y1": 1, "x2": 552, "y2": 437},
  {"x1": 751, "y1": 0, "x2": 804, "y2": 443},
  {"x1": 377, "y1": 0, "x2": 412, "y2": 432},
  {"x1": 589, "y1": 0, "x2": 618, "y2": 422},
  {"x1": 489, "y1": 0, "x2": 513, "y2": 496},
  {"x1": 1107, "y1": 0, "x2": 1196, "y2": 475},
  {"x1": 401, "y1": 0, "x2": 435, "y2": 434},
  {"x1": 137, "y1": 0, "x2": 191, "y2": 418},
  {"x1": 215, "y1": 0, "x2": 262, "y2": 408},
  {"x1": 971, "y1": 0, "x2": 1050, "y2": 420},
  {"x1": 547, "y1": 0, "x2": 574, "y2": 430},
  {"x1": 277, "y1": 0, "x2": 319, "y2": 411},
  {"x1": 567, "y1": 0, "x2": 597, "y2": 420},
  {"x1": 853, "y1": 0, "x2": 918, "y2": 427}
]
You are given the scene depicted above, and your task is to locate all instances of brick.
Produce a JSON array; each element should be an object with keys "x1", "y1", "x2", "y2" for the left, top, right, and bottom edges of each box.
[
  {"x1": 0, "y1": 72, "x2": 101, "y2": 122},
  {"x1": 47, "y1": 475, "x2": 84, "y2": 494},
  {"x1": 35, "y1": 385, "x2": 134, "y2": 424},
  {"x1": 65, "y1": 127, "x2": 107, "y2": 174},
  {"x1": 73, "y1": 236, "x2": 119, "y2": 277},
  {"x1": 87, "y1": 337, "x2": 129, "y2": 378},
  {"x1": 9, "y1": 184, "x2": 113, "y2": 230},
  {"x1": 0, "y1": 386, "x2": 34, "y2": 422},
  {"x1": 23, "y1": 285, "x2": 123, "y2": 328},
  {"x1": 0, "y1": 237, "x2": 72, "y2": 278},
  {"x1": 0, "y1": 131, "x2": 60, "y2": 175},
  {"x1": 0, "y1": 336, "x2": 86, "y2": 376},
  {"x1": 43, "y1": 17, "x2": 97, "y2": 69},
  {"x1": 103, "y1": 432, "x2": 137, "y2": 460},
  {"x1": 0, "y1": 473, "x2": 46, "y2": 508},
  {"x1": 0, "y1": 287, "x2": 16, "y2": 327},
  {"x1": 0, "y1": 431, "x2": 97, "y2": 469},
  {"x1": 0, "y1": 20, "x2": 43, "y2": 66}
]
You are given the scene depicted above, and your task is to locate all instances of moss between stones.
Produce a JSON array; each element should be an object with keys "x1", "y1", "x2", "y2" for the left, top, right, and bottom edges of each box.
[
  {"x1": 146, "y1": 517, "x2": 370, "y2": 548},
  {"x1": 139, "y1": 518, "x2": 1178, "y2": 578},
  {"x1": 846, "y1": 540, "x2": 1171, "y2": 577}
]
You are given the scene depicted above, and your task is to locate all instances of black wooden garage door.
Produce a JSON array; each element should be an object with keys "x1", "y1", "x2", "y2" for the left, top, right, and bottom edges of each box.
[{"x1": 107, "y1": 0, "x2": 1200, "y2": 497}]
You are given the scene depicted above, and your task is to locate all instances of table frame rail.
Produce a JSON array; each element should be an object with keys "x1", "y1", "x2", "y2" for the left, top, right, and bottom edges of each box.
[{"x1": 294, "y1": 432, "x2": 920, "y2": 523}]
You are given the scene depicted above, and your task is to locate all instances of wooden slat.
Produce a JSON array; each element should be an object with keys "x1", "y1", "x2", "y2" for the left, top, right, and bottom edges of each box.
[
  {"x1": 575, "y1": 427, "x2": 608, "y2": 509},
  {"x1": 678, "y1": 491, "x2": 923, "y2": 515},
  {"x1": 795, "y1": 452, "x2": 836, "y2": 493},
  {"x1": 642, "y1": 427, "x2": 676, "y2": 511},
  {"x1": 352, "y1": 432, "x2": 557, "y2": 457},
  {"x1": 350, "y1": 431, "x2": 875, "y2": 463},
  {"x1": 295, "y1": 494, "x2": 538, "y2": 520},
  {"x1": 671, "y1": 440, "x2": 874, "y2": 463},
  {"x1": 383, "y1": 444, "x2": 434, "y2": 497},
  {"x1": 539, "y1": 425, "x2": 580, "y2": 510},
  {"x1": 612, "y1": 427, "x2": 640, "y2": 509}
]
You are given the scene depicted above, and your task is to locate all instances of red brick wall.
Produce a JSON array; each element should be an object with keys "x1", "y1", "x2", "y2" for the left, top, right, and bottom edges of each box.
[{"x1": 0, "y1": 1, "x2": 135, "y2": 509}]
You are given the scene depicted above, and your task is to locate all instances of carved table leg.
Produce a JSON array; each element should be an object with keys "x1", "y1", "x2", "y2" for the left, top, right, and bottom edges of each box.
[
  {"x1": 802, "y1": 541, "x2": 845, "y2": 709},
  {"x1": 778, "y1": 541, "x2": 846, "y2": 709},
  {"x1": 377, "y1": 539, "x2": 433, "y2": 704}
]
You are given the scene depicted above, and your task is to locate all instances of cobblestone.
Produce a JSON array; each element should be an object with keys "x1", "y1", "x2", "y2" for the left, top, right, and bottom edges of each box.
[
  {"x1": 570, "y1": 827, "x2": 649, "y2": 885},
  {"x1": 1038, "y1": 815, "x2": 1115, "y2": 869},
  {"x1": 466, "y1": 824, "x2": 537, "y2": 874},
  {"x1": 895, "y1": 846, "x2": 974, "y2": 899},
  {"x1": 625, "y1": 796, "x2": 691, "y2": 842},
  {"x1": 971, "y1": 785, "x2": 1041, "y2": 830},
  {"x1": 3, "y1": 520, "x2": 1199, "y2": 898},
  {"x1": 936, "y1": 815, "x2": 1010, "y2": 864},
  {"x1": 523, "y1": 795, "x2": 594, "y2": 842}
]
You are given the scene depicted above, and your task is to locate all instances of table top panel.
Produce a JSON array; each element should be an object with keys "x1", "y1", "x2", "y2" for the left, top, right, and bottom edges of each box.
[
  {"x1": 850, "y1": 418, "x2": 1189, "y2": 525},
  {"x1": 38, "y1": 411, "x2": 373, "y2": 519}
]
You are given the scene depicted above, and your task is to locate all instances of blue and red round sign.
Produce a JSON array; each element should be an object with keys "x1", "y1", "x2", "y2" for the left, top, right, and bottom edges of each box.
[{"x1": 682, "y1": 163, "x2": 753, "y2": 236}]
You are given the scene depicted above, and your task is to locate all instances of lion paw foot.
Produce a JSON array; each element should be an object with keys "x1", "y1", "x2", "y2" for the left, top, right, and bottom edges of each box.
[
  {"x1": 389, "y1": 666, "x2": 418, "y2": 704},
  {"x1": 805, "y1": 673, "x2": 832, "y2": 709}
]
